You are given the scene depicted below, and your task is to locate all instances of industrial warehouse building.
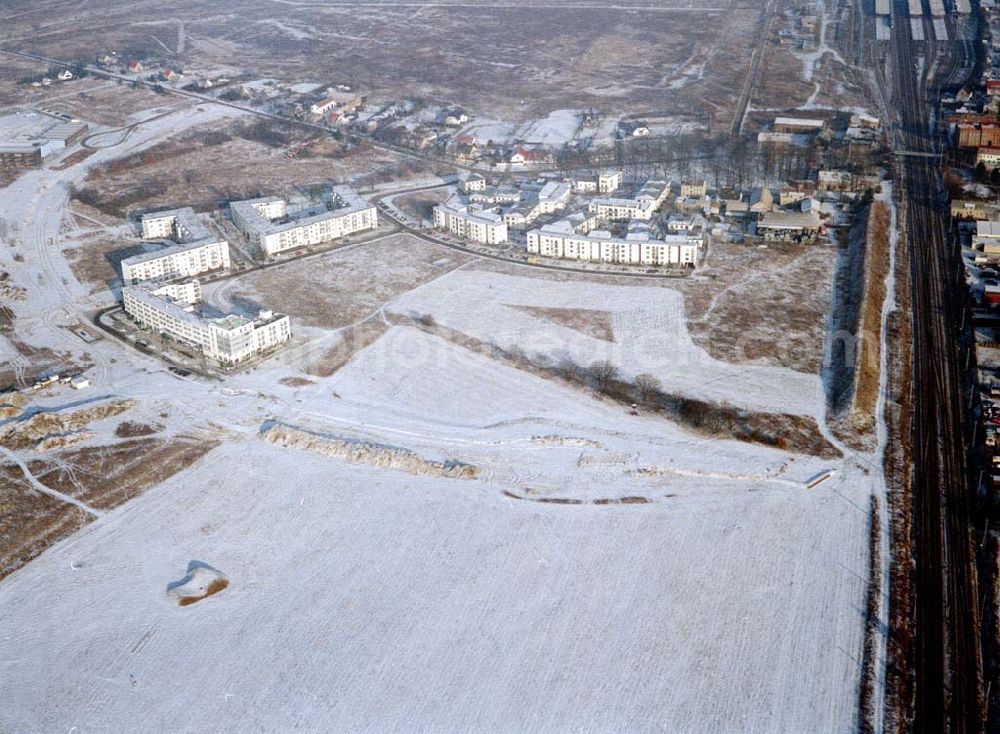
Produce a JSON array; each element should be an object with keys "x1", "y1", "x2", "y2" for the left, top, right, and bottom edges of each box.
[
  {"x1": 122, "y1": 279, "x2": 291, "y2": 364},
  {"x1": 0, "y1": 114, "x2": 88, "y2": 170},
  {"x1": 231, "y1": 186, "x2": 378, "y2": 256},
  {"x1": 0, "y1": 143, "x2": 46, "y2": 169},
  {"x1": 756, "y1": 211, "x2": 823, "y2": 243}
]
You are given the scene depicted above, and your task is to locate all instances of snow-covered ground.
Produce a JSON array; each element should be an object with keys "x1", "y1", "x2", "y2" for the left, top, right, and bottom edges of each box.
[
  {"x1": 514, "y1": 109, "x2": 581, "y2": 146},
  {"x1": 390, "y1": 270, "x2": 822, "y2": 417},
  {"x1": 0, "y1": 433, "x2": 871, "y2": 733},
  {"x1": 0, "y1": 96, "x2": 880, "y2": 732}
]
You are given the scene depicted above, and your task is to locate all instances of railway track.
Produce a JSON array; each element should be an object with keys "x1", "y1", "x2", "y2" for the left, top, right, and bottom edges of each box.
[{"x1": 884, "y1": 2, "x2": 985, "y2": 730}]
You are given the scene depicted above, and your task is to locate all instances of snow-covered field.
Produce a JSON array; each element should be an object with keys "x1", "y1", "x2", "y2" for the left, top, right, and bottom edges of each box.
[
  {"x1": 0, "y1": 96, "x2": 879, "y2": 733},
  {"x1": 0, "y1": 433, "x2": 871, "y2": 733},
  {"x1": 514, "y1": 109, "x2": 581, "y2": 146},
  {"x1": 0, "y1": 308, "x2": 874, "y2": 732},
  {"x1": 390, "y1": 270, "x2": 823, "y2": 418}
]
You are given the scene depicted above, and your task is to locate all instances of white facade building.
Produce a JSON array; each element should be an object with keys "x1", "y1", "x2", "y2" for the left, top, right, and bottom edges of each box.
[
  {"x1": 231, "y1": 186, "x2": 378, "y2": 257},
  {"x1": 459, "y1": 173, "x2": 487, "y2": 193},
  {"x1": 140, "y1": 207, "x2": 212, "y2": 242},
  {"x1": 126, "y1": 207, "x2": 231, "y2": 285},
  {"x1": 123, "y1": 279, "x2": 291, "y2": 364},
  {"x1": 536, "y1": 181, "x2": 571, "y2": 214},
  {"x1": 433, "y1": 199, "x2": 508, "y2": 244},
  {"x1": 573, "y1": 170, "x2": 622, "y2": 194},
  {"x1": 121, "y1": 240, "x2": 230, "y2": 285},
  {"x1": 527, "y1": 179, "x2": 696, "y2": 268},
  {"x1": 588, "y1": 180, "x2": 670, "y2": 221},
  {"x1": 527, "y1": 226, "x2": 697, "y2": 267},
  {"x1": 598, "y1": 171, "x2": 623, "y2": 193}
]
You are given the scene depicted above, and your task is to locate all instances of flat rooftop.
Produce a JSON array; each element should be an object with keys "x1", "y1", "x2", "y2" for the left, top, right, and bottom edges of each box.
[
  {"x1": 141, "y1": 207, "x2": 213, "y2": 243},
  {"x1": 232, "y1": 186, "x2": 372, "y2": 236},
  {"x1": 121, "y1": 239, "x2": 226, "y2": 269}
]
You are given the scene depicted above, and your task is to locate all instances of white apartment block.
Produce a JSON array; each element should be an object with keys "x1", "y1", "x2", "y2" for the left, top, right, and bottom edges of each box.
[
  {"x1": 121, "y1": 239, "x2": 231, "y2": 285},
  {"x1": 127, "y1": 207, "x2": 231, "y2": 285},
  {"x1": 433, "y1": 200, "x2": 508, "y2": 244},
  {"x1": 123, "y1": 279, "x2": 291, "y2": 364},
  {"x1": 588, "y1": 180, "x2": 670, "y2": 222},
  {"x1": 231, "y1": 186, "x2": 378, "y2": 257},
  {"x1": 527, "y1": 226, "x2": 697, "y2": 267},
  {"x1": 148, "y1": 279, "x2": 202, "y2": 305},
  {"x1": 598, "y1": 171, "x2": 623, "y2": 193},
  {"x1": 536, "y1": 181, "x2": 571, "y2": 215},
  {"x1": 140, "y1": 207, "x2": 212, "y2": 243},
  {"x1": 573, "y1": 171, "x2": 622, "y2": 194},
  {"x1": 589, "y1": 197, "x2": 658, "y2": 221},
  {"x1": 459, "y1": 173, "x2": 487, "y2": 193},
  {"x1": 468, "y1": 187, "x2": 521, "y2": 205}
]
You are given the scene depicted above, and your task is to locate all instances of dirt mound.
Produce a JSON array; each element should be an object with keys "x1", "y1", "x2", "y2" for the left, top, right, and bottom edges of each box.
[
  {"x1": 0, "y1": 399, "x2": 135, "y2": 450},
  {"x1": 167, "y1": 562, "x2": 229, "y2": 607},
  {"x1": 36, "y1": 431, "x2": 93, "y2": 452},
  {"x1": 530, "y1": 435, "x2": 604, "y2": 448},
  {"x1": 114, "y1": 421, "x2": 161, "y2": 438},
  {"x1": 262, "y1": 423, "x2": 479, "y2": 480}
]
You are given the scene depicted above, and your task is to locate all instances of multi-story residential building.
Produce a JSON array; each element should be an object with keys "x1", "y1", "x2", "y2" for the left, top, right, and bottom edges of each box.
[
  {"x1": 536, "y1": 181, "x2": 571, "y2": 214},
  {"x1": 588, "y1": 180, "x2": 670, "y2": 221},
  {"x1": 598, "y1": 171, "x2": 623, "y2": 193},
  {"x1": 459, "y1": 173, "x2": 487, "y2": 193},
  {"x1": 140, "y1": 207, "x2": 212, "y2": 242},
  {"x1": 121, "y1": 240, "x2": 231, "y2": 285},
  {"x1": 433, "y1": 199, "x2": 508, "y2": 244},
  {"x1": 467, "y1": 186, "x2": 521, "y2": 205},
  {"x1": 573, "y1": 170, "x2": 623, "y2": 194},
  {"x1": 231, "y1": 186, "x2": 378, "y2": 257},
  {"x1": 125, "y1": 208, "x2": 231, "y2": 285},
  {"x1": 956, "y1": 122, "x2": 1000, "y2": 148},
  {"x1": 122, "y1": 279, "x2": 291, "y2": 364},
  {"x1": 680, "y1": 181, "x2": 707, "y2": 198},
  {"x1": 527, "y1": 224, "x2": 697, "y2": 267}
]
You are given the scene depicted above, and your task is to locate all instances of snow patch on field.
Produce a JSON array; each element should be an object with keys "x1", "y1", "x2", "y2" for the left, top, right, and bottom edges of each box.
[
  {"x1": 457, "y1": 119, "x2": 516, "y2": 145},
  {"x1": 514, "y1": 109, "x2": 581, "y2": 146},
  {"x1": 390, "y1": 270, "x2": 822, "y2": 417}
]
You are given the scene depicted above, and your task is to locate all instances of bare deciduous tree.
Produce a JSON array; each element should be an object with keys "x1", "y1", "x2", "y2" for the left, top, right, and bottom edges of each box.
[
  {"x1": 589, "y1": 359, "x2": 618, "y2": 390},
  {"x1": 557, "y1": 357, "x2": 584, "y2": 383},
  {"x1": 634, "y1": 373, "x2": 662, "y2": 403}
]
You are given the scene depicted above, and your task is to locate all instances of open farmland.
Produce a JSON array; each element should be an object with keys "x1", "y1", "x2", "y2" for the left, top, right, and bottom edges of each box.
[
  {"x1": 0, "y1": 355, "x2": 873, "y2": 732},
  {"x1": 1, "y1": 0, "x2": 797, "y2": 125}
]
